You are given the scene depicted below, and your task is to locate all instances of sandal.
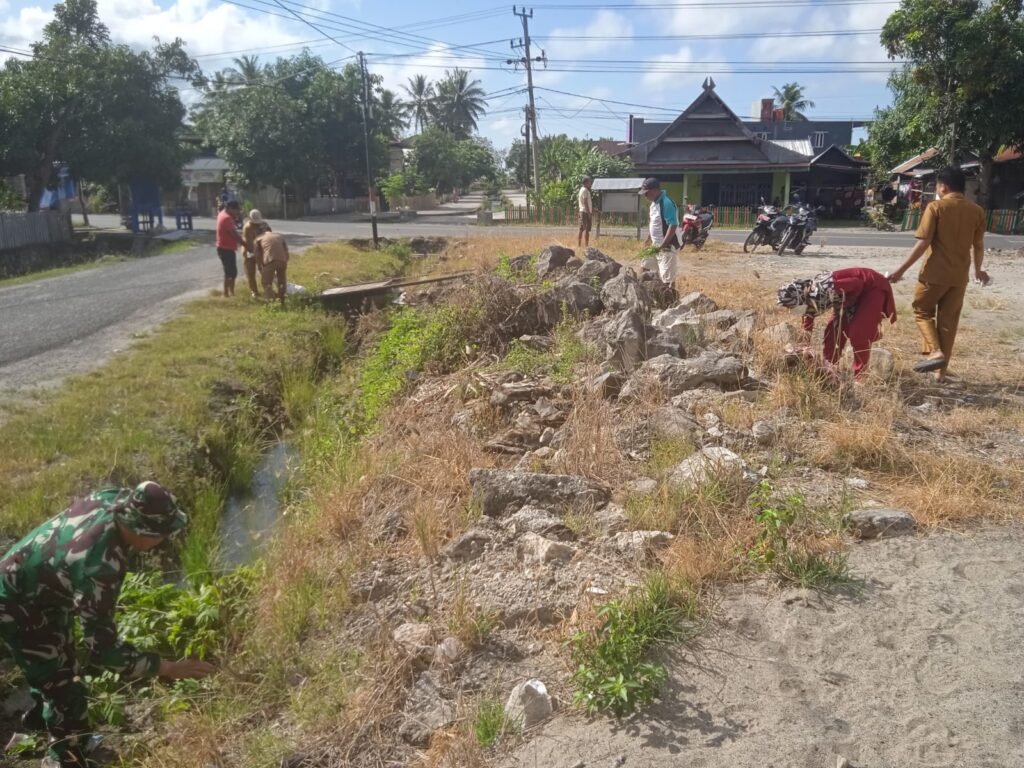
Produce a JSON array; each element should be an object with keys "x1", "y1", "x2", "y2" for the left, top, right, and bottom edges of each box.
[{"x1": 913, "y1": 356, "x2": 947, "y2": 373}]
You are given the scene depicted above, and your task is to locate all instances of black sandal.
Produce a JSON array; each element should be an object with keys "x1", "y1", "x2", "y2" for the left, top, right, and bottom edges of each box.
[{"x1": 913, "y1": 357, "x2": 947, "y2": 373}]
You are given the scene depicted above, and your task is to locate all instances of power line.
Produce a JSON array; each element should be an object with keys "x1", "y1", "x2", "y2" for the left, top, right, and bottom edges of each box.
[
  {"x1": 539, "y1": 28, "x2": 883, "y2": 41},
  {"x1": 531, "y1": 0, "x2": 898, "y2": 7},
  {"x1": 269, "y1": 0, "x2": 359, "y2": 54}
]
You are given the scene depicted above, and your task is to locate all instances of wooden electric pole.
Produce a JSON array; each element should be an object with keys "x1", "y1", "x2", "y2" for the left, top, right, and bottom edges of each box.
[
  {"x1": 511, "y1": 6, "x2": 543, "y2": 196},
  {"x1": 358, "y1": 51, "x2": 379, "y2": 248}
]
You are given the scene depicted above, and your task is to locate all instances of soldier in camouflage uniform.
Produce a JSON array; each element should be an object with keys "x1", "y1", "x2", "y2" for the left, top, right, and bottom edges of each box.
[{"x1": 0, "y1": 482, "x2": 216, "y2": 767}]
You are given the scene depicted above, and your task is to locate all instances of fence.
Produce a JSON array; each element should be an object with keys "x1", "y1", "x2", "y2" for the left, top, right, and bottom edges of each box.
[
  {"x1": 307, "y1": 196, "x2": 369, "y2": 216},
  {"x1": 0, "y1": 211, "x2": 73, "y2": 251},
  {"x1": 500, "y1": 205, "x2": 760, "y2": 230},
  {"x1": 902, "y1": 207, "x2": 1021, "y2": 234}
]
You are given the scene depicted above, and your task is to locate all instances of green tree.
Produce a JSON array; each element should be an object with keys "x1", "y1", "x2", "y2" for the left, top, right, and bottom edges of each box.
[
  {"x1": 402, "y1": 74, "x2": 434, "y2": 133},
  {"x1": 409, "y1": 127, "x2": 498, "y2": 193},
  {"x1": 225, "y1": 55, "x2": 264, "y2": 85},
  {"x1": 376, "y1": 89, "x2": 408, "y2": 141},
  {"x1": 771, "y1": 82, "x2": 815, "y2": 121},
  {"x1": 0, "y1": 0, "x2": 198, "y2": 210},
  {"x1": 881, "y1": 0, "x2": 1024, "y2": 206},
  {"x1": 507, "y1": 134, "x2": 632, "y2": 205},
  {"x1": 865, "y1": 68, "x2": 940, "y2": 180},
  {"x1": 431, "y1": 68, "x2": 487, "y2": 138}
]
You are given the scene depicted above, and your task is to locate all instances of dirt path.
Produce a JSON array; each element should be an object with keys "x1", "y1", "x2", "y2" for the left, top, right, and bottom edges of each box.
[{"x1": 505, "y1": 526, "x2": 1024, "y2": 768}]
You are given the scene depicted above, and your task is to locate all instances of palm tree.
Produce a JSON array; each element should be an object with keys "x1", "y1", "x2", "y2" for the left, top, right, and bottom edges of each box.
[
  {"x1": 772, "y1": 82, "x2": 815, "y2": 121},
  {"x1": 432, "y1": 68, "x2": 487, "y2": 138},
  {"x1": 402, "y1": 74, "x2": 434, "y2": 134},
  {"x1": 376, "y1": 89, "x2": 409, "y2": 141},
  {"x1": 226, "y1": 55, "x2": 263, "y2": 85}
]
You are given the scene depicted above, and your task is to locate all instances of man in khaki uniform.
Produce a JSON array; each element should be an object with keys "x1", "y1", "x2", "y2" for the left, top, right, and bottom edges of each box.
[
  {"x1": 241, "y1": 209, "x2": 270, "y2": 298},
  {"x1": 888, "y1": 167, "x2": 990, "y2": 381},
  {"x1": 254, "y1": 229, "x2": 290, "y2": 306}
]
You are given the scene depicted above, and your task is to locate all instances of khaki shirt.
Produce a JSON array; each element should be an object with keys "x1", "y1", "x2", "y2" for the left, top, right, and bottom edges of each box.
[
  {"x1": 255, "y1": 232, "x2": 289, "y2": 264},
  {"x1": 915, "y1": 192, "x2": 985, "y2": 287}
]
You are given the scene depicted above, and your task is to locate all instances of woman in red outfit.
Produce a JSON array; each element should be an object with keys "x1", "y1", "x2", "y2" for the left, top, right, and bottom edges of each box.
[{"x1": 776, "y1": 267, "x2": 897, "y2": 378}]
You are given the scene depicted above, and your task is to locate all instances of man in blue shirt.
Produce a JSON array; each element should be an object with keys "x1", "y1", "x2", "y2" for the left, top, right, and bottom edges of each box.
[{"x1": 640, "y1": 177, "x2": 679, "y2": 284}]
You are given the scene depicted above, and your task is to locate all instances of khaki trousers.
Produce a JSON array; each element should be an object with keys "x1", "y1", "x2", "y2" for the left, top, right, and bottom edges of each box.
[
  {"x1": 262, "y1": 260, "x2": 287, "y2": 300},
  {"x1": 912, "y1": 280, "x2": 967, "y2": 372}
]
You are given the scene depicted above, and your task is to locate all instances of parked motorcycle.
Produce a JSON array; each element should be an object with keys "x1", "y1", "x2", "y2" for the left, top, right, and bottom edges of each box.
[
  {"x1": 743, "y1": 200, "x2": 787, "y2": 253},
  {"x1": 777, "y1": 205, "x2": 825, "y2": 255},
  {"x1": 679, "y1": 201, "x2": 714, "y2": 250}
]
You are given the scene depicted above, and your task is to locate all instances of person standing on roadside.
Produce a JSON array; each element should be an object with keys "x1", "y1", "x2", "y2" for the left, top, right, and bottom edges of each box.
[
  {"x1": 0, "y1": 482, "x2": 216, "y2": 768},
  {"x1": 577, "y1": 175, "x2": 594, "y2": 248},
  {"x1": 255, "y1": 227, "x2": 290, "y2": 306},
  {"x1": 241, "y1": 209, "x2": 270, "y2": 298},
  {"x1": 216, "y1": 200, "x2": 243, "y2": 297},
  {"x1": 640, "y1": 177, "x2": 679, "y2": 284},
  {"x1": 888, "y1": 167, "x2": 990, "y2": 382}
]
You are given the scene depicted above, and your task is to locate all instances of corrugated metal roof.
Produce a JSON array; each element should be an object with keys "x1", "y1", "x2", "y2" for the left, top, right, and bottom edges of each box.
[
  {"x1": 592, "y1": 177, "x2": 645, "y2": 191},
  {"x1": 183, "y1": 157, "x2": 230, "y2": 171},
  {"x1": 891, "y1": 148, "x2": 939, "y2": 175},
  {"x1": 769, "y1": 139, "x2": 814, "y2": 158}
]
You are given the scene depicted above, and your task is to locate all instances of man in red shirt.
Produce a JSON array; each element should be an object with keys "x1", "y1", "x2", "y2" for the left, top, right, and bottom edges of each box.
[{"x1": 216, "y1": 201, "x2": 243, "y2": 297}]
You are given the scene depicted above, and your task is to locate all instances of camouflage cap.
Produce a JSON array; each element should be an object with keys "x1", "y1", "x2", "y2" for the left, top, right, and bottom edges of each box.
[{"x1": 115, "y1": 481, "x2": 188, "y2": 538}]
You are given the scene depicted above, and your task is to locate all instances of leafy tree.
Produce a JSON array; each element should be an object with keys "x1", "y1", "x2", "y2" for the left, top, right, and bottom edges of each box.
[
  {"x1": 865, "y1": 68, "x2": 940, "y2": 180},
  {"x1": 225, "y1": 55, "x2": 264, "y2": 85},
  {"x1": 771, "y1": 82, "x2": 815, "y2": 121},
  {"x1": 881, "y1": 0, "x2": 1024, "y2": 206},
  {"x1": 507, "y1": 134, "x2": 632, "y2": 205},
  {"x1": 431, "y1": 69, "x2": 487, "y2": 138},
  {"x1": 0, "y1": 0, "x2": 199, "y2": 210},
  {"x1": 402, "y1": 74, "x2": 434, "y2": 134},
  {"x1": 409, "y1": 127, "x2": 498, "y2": 193},
  {"x1": 377, "y1": 89, "x2": 408, "y2": 141}
]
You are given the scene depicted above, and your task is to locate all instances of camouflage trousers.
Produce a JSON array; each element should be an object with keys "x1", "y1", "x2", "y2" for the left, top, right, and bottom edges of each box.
[{"x1": 0, "y1": 597, "x2": 90, "y2": 763}]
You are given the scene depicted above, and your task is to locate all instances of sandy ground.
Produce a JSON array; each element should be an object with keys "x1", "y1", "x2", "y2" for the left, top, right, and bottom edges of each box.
[{"x1": 505, "y1": 526, "x2": 1024, "y2": 768}]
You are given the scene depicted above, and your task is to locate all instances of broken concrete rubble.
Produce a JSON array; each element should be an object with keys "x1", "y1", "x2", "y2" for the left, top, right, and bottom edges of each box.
[
  {"x1": 619, "y1": 352, "x2": 748, "y2": 399},
  {"x1": 469, "y1": 469, "x2": 609, "y2": 517}
]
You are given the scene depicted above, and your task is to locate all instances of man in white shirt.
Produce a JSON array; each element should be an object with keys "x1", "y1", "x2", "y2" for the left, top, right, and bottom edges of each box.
[
  {"x1": 640, "y1": 177, "x2": 679, "y2": 284},
  {"x1": 577, "y1": 176, "x2": 593, "y2": 248}
]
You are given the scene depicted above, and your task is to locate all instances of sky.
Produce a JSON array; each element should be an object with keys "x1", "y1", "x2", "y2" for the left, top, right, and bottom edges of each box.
[{"x1": 0, "y1": 0, "x2": 898, "y2": 149}]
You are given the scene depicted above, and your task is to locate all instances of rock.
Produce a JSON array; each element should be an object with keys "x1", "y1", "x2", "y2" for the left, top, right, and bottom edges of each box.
[
  {"x1": 517, "y1": 334, "x2": 554, "y2": 351},
  {"x1": 646, "y1": 332, "x2": 683, "y2": 359},
  {"x1": 469, "y1": 469, "x2": 609, "y2": 517},
  {"x1": 505, "y1": 679, "x2": 554, "y2": 728},
  {"x1": 677, "y1": 291, "x2": 719, "y2": 314},
  {"x1": 601, "y1": 268, "x2": 652, "y2": 315},
  {"x1": 871, "y1": 347, "x2": 896, "y2": 380},
  {"x1": 651, "y1": 305, "x2": 705, "y2": 347},
  {"x1": 518, "y1": 532, "x2": 577, "y2": 565},
  {"x1": 536, "y1": 245, "x2": 575, "y2": 279},
  {"x1": 594, "y1": 503, "x2": 629, "y2": 534},
  {"x1": 668, "y1": 446, "x2": 758, "y2": 490},
  {"x1": 699, "y1": 309, "x2": 742, "y2": 329},
  {"x1": 504, "y1": 506, "x2": 574, "y2": 539},
  {"x1": 584, "y1": 370, "x2": 626, "y2": 399},
  {"x1": 539, "y1": 427, "x2": 555, "y2": 446},
  {"x1": 441, "y1": 529, "x2": 492, "y2": 562},
  {"x1": 848, "y1": 507, "x2": 915, "y2": 539},
  {"x1": 393, "y1": 623, "x2": 434, "y2": 661},
  {"x1": 612, "y1": 530, "x2": 674, "y2": 556},
  {"x1": 646, "y1": 281, "x2": 679, "y2": 310},
  {"x1": 626, "y1": 477, "x2": 659, "y2": 496},
  {"x1": 506, "y1": 253, "x2": 535, "y2": 276},
  {"x1": 576, "y1": 316, "x2": 609, "y2": 348},
  {"x1": 751, "y1": 420, "x2": 776, "y2": 446},
  {"x1": 650, "y1": 407, "x2": 701, "y2": 442},
  {"x1": 836, "y1": 757, "x2": 852, "y2": 768},
  {"x1": 555, "y1": 281, "x2": 603, "y2": 318},
  {"x1": 845, "y1": 477, "x2": 870, "y2": 490},
  {"x1": 576, "y1": 258, "x2": 620, "y2": 285},
  {"x1": 756, "y1": 321, "x2": 799, "y2": 348},
  {"x1": 564, "y1": 257, "x2": 584, "y2": 271},
  {"x1": 584, "y1": 246, "x2": 617, "y2": 264},
  {"x1": 532, "y1": 397, "x2": 564, "y2": 423},
  {"x1": 619, "y1": 352, "x2": 747, "y2": 399},
  {"x1": 604, "y1": 310, "x2": 648, "y2": 373},
  {"x1": 399, "y1": 672, "x2": 456, "y2": 745},
  {"x1": 434, "y1": 636, "x2": 466, "y2": 667},
  {"x1": 549, "y1": 427, "x2": 572, "y2": 449}
]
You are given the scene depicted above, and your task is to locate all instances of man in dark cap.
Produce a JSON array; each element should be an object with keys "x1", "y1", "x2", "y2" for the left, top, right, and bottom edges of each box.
[
  {"x1": 639, "y1": 177, "x2": 679, "y2": 284},
  {"x1": 0, "y1": 482, "x2": 216, "y2": 767}
]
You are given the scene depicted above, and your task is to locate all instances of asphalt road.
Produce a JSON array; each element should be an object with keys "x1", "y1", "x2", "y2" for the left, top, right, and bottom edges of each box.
[{"x1": 2, "y1": 214, "x2": 1021, "y2": 394}]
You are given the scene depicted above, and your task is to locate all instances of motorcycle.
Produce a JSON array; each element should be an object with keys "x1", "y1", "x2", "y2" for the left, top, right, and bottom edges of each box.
[
  {"x1": 678, "y1": 201, "x2": 714, "y2": 250},
  {"x1": 777, "y1": 205, "x2": 825, "y2": 255},
  {"x1": 743, "y1": 199, "x2": 787, "y2": 253}
]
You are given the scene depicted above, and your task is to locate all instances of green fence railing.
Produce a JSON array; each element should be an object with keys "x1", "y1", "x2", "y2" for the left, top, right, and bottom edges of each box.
[{"x1": 902, "y1": 207, "x2": 1020, "y2": 234}]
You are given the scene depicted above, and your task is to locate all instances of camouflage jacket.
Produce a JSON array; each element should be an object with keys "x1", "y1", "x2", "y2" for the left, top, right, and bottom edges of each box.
[{"x1": 0, "y1": 489, "x2": 161, "y2": 679}]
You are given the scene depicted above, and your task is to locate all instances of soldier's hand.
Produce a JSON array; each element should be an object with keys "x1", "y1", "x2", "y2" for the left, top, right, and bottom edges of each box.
[{"x1": 159, "y1": 658, "x2": 218, "y2": 680}]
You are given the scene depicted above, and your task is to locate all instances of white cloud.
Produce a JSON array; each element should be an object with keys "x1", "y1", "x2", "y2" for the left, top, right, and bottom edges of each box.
[{"x1": 541, "y1": 10, "x2": 634, "y2": 59}]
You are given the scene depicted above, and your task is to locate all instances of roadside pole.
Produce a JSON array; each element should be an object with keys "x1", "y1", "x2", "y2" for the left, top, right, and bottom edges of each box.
[{"x1": 358, "y1": 52, "x2": 379, "y2": 248}]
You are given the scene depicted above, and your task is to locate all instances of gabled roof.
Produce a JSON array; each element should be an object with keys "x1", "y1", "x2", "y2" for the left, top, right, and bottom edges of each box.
[
  {"x1": 891, "y1": 148, "x2": 939, "y2": 175},
  {"x1": 891, "y1": 147, "x2": 982, "y2": 176},
  {"x1": 811, "y1": 144, "x2": 870, "y2": 170},
  {"x1": 630, "y1": 79, "x2": 810, "y2": 170}
]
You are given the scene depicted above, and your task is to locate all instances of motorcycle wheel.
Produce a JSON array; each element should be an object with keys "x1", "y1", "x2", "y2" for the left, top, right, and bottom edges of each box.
[
  {"x1": 794, "y1": 243, "x2": 806, "y2": 255},
  {"x1": 742, "y1": 231, "x2": 761, "y2": 253},
  {"x1": 776, "y1": 232, "x2": 791, "y2": 255}
]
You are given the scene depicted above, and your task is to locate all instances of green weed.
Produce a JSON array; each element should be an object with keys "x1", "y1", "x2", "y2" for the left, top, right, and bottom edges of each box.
[
  {"x1": 497, "y1": 316, "x2": 591, "y2": 384},
  {"x1": 474, "y1": 694, "x2": 518, "y2": 747},
  {"x1": 571, "y1": 572, "x2": 697, "y2": 717}
]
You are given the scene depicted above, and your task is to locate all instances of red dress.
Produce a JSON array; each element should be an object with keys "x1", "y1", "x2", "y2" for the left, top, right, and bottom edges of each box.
[{"x1": 802, "y1": 268, "x2": 897, "y2": 377}]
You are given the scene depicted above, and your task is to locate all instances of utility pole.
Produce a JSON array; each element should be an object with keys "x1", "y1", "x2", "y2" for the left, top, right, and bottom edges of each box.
[
  {"x1": 510, "y1": 6, "x2": 544, "y2": 197},
  {"x1": 358, "y1": 51, "x2": 379, "y2": 248},
  {"x1": 522, "y1": 105, "x2": 532, "y2": 217}
]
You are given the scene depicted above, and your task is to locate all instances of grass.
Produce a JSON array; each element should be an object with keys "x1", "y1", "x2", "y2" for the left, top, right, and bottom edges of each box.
[{"x1": 473, "y1": 695, "x2": 518, "y2": 747}]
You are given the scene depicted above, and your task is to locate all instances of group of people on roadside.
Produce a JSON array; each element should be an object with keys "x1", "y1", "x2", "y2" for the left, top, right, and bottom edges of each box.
[
  {"x1": 215, "y1": 201, "x2": 290, "y2": 305},
  {"x1": 577, "y1": 167, "x2": 990, "y2": 383}
]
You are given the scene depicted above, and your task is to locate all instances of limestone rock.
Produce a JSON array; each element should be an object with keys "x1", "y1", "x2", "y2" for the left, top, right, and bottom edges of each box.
[
  {"x1": 604, "y1": 310, "x2": 648, "y2": 373},
  {"x1": 651, "y1": 305, "x2": 705, "y2": 347},
  {"x1": 650, "y1": 407, "x2": 701, "y2": 443},
  {"x1": 756, "y1": 321, "x2": 799, "y2": 348},
  {"x1": 601, "y1": 268, "x2": 652, "y2": 315},
  {"x1": 399, "y1": 672, "x2": 456, "y2": 745},
  {"x1": 576, "y1": 258, "x2": 620, "y2": 285},
  {"x1": 619, "y1": 352, "x2": 747, "y2": 399},
  {"x1": 668, "y1": 446, "x2": 758, "y2": 490},
  {"x1": 469, "y1": 469, "x2": 609, "y2": 517},
  {"x1": 505, "y1": 679, "x2": 554, "y2": 728},
  {"x1": 536, "y1": 245, "x2": 575, "y2": 279},
  {"x1": 751, "y1": 420, "x2": 776, "y2": 446},
  {"x1": 612, "y1": 530, "x2": 674, "y2": 556},
  {"x1": 594, "y1": 502, "x2": 629, "y2": 534},
  {"x1": 441, "y1": 529, "x2": 492, "y2": 562},
  {"x1": 584, "y1": 246, "x2": 617, "y2": 264},
  {"x1": 870, "y1": 347, "x2": 896, "y2": 380},
  {"x1": 503, "y1": 506, "x2": 573, "y2": 539},
  {"x1": 393, "y1": 623, "x2": 434, "y2": 661},
  {"x1": 584, "y1": 370, "x2": 626, "y2": 399},
  {"x1": 646, "y1": 332, "x2": 683, "y2": 359},
  {"x1": 699, "y1": 309, "x2": 742, "y2": 329},
  {"x1": 434, "y1": 636, "x2": 466, "y2": 667},
  {"x1": 518, "y1": 532, "x2": 577, "y2": 565},
  {"x1": 677, "y1": 291, "x2": 719, "y2": 314},
  {"x1": 555, "y1": 281, "x2": 603, "y2": 318},
  {"x1": 626, "y1": 477, "x2": 659, "y2": 496},
  {"x1": 849, "y1": 507, "x2": 915, "y2": 539},
  {"x1": 506, "y1": 253, "x2": 535, "y2": 276}
]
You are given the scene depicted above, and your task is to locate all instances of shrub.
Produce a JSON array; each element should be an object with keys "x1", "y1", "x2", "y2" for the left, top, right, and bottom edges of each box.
[{"x1": 473, "y1": 695, "x2": 517, "y2": 747}]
